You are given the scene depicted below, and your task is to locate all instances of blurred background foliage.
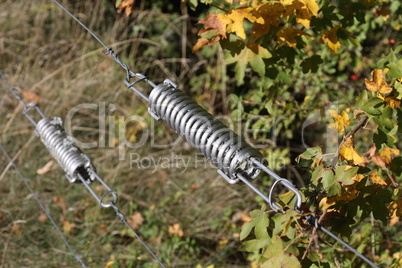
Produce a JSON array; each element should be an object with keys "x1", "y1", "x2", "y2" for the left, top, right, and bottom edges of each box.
[{"x1": 0, "y1": 0, "x2": 401, "y2": 267}]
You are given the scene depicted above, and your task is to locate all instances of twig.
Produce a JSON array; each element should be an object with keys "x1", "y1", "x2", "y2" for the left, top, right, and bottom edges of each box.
[{"x1": 330, "y1": 115, "x2": 368, "y2": 166}]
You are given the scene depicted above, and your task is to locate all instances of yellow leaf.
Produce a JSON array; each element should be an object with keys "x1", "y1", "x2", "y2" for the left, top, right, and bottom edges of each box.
[
  {"x1": 379, "y1": 147, "x2": 400, "y2": 165},
  {"x1": 388, "y1": 197, "x2": 402, "y2": 226},
  {"x1": 328, "y1": 110, "x2": 351, "y2": 134},
  {"x1": 276, "y1": 28, "x2": 310, "y2": 47},
  {"x1": 63, "y1": 220, "x2": 75, "y2": 235},
  {"x1": 369, "y1": 170, "x2": 387, "y2": 186},
  {"x1": 105, "y1": 261, "x2": 115, "y2": 268},
  {"x1": 320, "y1": 26, "x2": 341, "y2": 53},
  {"x1": 302, "y1": 0, "x2": 319, "y2": 16},
  {"x1": 384, "y1": 95, "x2": 401, "y2": 108},
  {"x1": 339, "y1": 136, "x2": 365, "y2": 165},
  {"x1": 352, "y1": 174, "x2": 365, "y2": 182},
  {"x1": 280, "y1": 0, "x2": 319, "y2": 28},
  {"x1": 364, "y1": 69, "x2": 392, "y2": 94},
  {"x1": 226, "y1": 7, "x2": 264, "y2": 39}
]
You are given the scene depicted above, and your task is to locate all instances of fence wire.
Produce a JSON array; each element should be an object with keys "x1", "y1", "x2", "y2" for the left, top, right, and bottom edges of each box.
[
  {"x1": 0, "y1": 71, "x2": 166, "y2": 268},
  {"x1": 0, "y1": 0, "x2": 382, "y2": 267}
]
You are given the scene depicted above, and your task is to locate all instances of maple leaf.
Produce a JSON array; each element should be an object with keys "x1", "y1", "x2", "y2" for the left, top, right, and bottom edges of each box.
[
  {"x1": 369, "y1": 170, "x2": 387, "y2": 186},
  {"x1": 276, "y1": 28, "x2": 310, "y2": 47},
  {"x1": 328, "y1": 110, "x2": 351, "y2": 134},
  {"x1": 226, "y1": 43, "x2": 272, "y2": 84},
  {"x1": 251, "y1": 3, "x2": 284, "y2": 40},
  {"x1": 117, "y1": 0, "x2": 135, "y2": 17},
  {"x1": 226, "y1": 7, "x2": 264, "y2": 39},
  {"x1": 193, "y1": 13, "x2": 230, "y2": 52},
  {"x1": 282, "y1": 0, "x2": 319, "y2": 28},
  {"x1": 320, "y1": 26, "x2": 341, "y2": 53},
  {"x1": 364, "y1": 69, "x2": 392, "y2": 94},
  {"x1": 379, "y1": 147, "x2": 400, "y2": 165},
  {"x1": 339, "y1": 136, "x2": 365, "y2": 166}
]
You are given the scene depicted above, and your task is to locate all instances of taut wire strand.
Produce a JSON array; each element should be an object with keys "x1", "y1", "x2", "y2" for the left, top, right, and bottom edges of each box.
[
  {"x1": 45, "y1": 1, "x2": 379, "y2": 267},
  {"x1": 1, "y1": 71, "x2": 166, "y2": 267},
  {"x1": 0, "y1": 143, "x2": 87, "y2": 268}
]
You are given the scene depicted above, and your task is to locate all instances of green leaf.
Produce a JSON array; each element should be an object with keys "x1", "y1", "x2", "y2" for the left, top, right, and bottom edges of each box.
[
  {"x1": 311, "y1": 165, "x2": 324, "y2": 185},
  {"x1": 225, "y1": 43, "x2": 271, "y2": 85},
  {"x1": 262, "y1": 252, "x2": 301, "y2": 268},
  {"x1": 374, "y1": 126, "x2": 396, "y2": 149},
  {"x1": 301, "y1": 55, "x2": 323, "y2": 74},
  {"x1": 240, "y1": 221, "x2": 255, "y2": 241},
  {"x1": 278, "y1": 70, "x2": 293, "y2": 85},
  {"x1": 187, "y1": 0, "x2": 198, "y2": 10},
  {"x1": 262, "y1": 235, "x2": 283, "y2": 259},
  {"x1": 254, "y1": 213, "x2": 269, "y2": 239},
  {"x1": 321, "y1": 169, "x2": 335, "y2": 190},
  {"x1": 239, "y1": 237, "x2": 270, "y2": 252},
  {"x1": 361, "y1": 97, "x2": 384, "y2": 116},
  {"x1": 387, "y1": 60, "x2": 402, "y2": 80},
  {"x1": 334, "y1": 166, "x2": 358, "y2": 185},
  {"x1": 115, "y1": 0, "x2": 122, "y2": 8}
]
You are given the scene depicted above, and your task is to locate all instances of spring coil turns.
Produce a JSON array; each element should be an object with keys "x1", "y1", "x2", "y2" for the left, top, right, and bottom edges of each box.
[
  {"x1": 149, "y1": 83, "x2": 263, "y2": 182},
  {"x1": 36, "y1": 117, "x2": 95, "y2": 184}
]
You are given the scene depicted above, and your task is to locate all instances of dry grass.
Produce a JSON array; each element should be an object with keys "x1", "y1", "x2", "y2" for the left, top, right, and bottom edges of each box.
[{"x1": 0, "y1": 0, "x2": 259, "y2": 267}]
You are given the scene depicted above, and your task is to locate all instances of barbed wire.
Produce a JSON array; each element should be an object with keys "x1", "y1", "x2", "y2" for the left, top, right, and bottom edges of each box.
[
  {"x1": 0, "y1": 0, "x2": 380, "y2": 267},
  {"x1": 0, "y1": 72, "x2": 166, "y2": 268}
]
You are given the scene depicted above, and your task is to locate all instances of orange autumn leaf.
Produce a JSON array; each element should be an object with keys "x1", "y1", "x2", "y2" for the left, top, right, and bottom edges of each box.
[
  {"x1": 364, "y1": 69, "x2": 392, "y2": 94},
  {"x1": 339, "y1": 136, "x2": 365, "y2": 165},
  {"x1": 22, "y1": 91, "x2": 41, "y2": 104},
  {"x1": 328, "y1": 110, "x2": 351, "y2": 134},
  {"x1": 369, "y1": 170, "x2": 387, "y2": 186},
  {"x1": 193, "y1": 13, "x2": 230, "y2": 52},
  {"x1": 168, "y1": 223, "x2": 184, "y2": 237},
  {"x1": 117, "y1": 0, "x2": 135, "y2": 17}
]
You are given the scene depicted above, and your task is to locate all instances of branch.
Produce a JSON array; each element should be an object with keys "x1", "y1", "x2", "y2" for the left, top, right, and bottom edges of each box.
[{"x1": 330, "y1": 115, "x2": 369, "y2": 166}]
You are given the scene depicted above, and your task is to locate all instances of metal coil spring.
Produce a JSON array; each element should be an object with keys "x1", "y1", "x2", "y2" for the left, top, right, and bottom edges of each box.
[
  {"x1": 36, "y1": 117, "x2": 95, "y2": 184},
  {"x1": 148, "y1": 82, "x2": 263, "y2": 183}
]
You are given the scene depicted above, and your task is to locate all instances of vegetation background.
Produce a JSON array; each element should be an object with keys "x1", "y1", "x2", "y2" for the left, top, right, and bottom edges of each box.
[{"x1": 0, "y1": 0, "x2": 401, "y2": 267}]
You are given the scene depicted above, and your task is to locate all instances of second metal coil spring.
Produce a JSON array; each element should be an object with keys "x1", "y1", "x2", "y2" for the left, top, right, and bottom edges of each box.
[
  {"x1": 36, "y1": 117, "x2": 95, "y2": 184},
  {"x1": 148, "y1": 83, "x2": 262, "y2": 182}
]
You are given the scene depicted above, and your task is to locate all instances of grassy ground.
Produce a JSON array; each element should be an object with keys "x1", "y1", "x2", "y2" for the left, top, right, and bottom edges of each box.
[{"x1": 0, "y1": 0, "x2": 261, "y2": 267}]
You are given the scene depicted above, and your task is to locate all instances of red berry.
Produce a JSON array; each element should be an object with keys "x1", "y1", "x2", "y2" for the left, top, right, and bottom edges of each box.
[
  {"x1": 390, "y1": 39, "x2": 396, "y2": 44},
  {"x1": 350, "y1": 74, "x2": 358, "y2": 81}
]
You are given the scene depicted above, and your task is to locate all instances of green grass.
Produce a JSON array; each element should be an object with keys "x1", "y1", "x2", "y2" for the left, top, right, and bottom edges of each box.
[{"x1": 0, "y1": 0, "x2": 260, "y2": 267}]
